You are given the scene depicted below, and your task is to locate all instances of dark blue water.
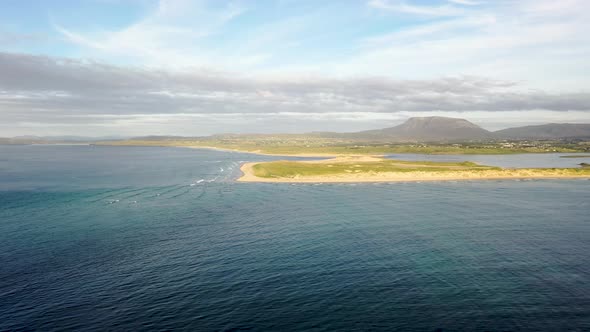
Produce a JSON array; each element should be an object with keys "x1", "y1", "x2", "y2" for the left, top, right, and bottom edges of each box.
[{"x1": 1, "y1": 146, "x2": 589, "y2": 331}]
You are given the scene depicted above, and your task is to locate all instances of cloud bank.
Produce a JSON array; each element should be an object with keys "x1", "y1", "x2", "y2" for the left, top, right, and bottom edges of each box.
[{"x1": 1, "y1": 52, "x2": 589, "y2": 136}]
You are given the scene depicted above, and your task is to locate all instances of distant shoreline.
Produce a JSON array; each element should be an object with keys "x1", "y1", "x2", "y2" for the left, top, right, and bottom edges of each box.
[
  {"x1": 94, "y1": 138, "x2": 590, "y2": 157},
  {"x1": 186, "y1": 146, "x2": 343, "y2": 157}
]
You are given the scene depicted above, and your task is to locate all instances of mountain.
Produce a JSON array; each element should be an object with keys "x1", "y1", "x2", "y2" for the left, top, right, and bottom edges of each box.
[
  {"x1": 494, "y1": 123, "x2": 590, "y2": 139},
  {"x1": 339, "y1": 116, "x2": 493, "y2": 142},
  {"x1": 322, "y1": 117, "x2": 590, "y2": 142}
]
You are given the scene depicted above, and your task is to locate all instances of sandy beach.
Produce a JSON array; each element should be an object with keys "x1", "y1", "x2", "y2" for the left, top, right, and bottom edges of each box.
[{"x1": 188, "y1": 146, "x2": 343, "y2": 158}]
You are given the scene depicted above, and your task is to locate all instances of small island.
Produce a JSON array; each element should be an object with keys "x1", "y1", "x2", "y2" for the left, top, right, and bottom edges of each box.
[{"x1": 238, "y1": 156, "x2": 590, "y2": 183}]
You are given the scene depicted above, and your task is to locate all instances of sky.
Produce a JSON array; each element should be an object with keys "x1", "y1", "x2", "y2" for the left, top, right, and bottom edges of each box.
[{"x1": 1, "y1": 0, "x2": 589, "y2": 137}]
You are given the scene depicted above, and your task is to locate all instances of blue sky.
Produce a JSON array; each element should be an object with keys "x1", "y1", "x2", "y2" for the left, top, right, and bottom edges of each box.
[
  {"x1": 1, "y1": 0, "x2": 589, "y2": 136},
  {"x1": 4, "y1": 0, "x2": 425, "y2": 70}
]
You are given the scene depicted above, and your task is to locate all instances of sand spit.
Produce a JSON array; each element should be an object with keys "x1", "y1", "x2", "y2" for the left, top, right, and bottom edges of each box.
[{"x1": 237, "y1": 157, "x2": 590, "y2": 183}]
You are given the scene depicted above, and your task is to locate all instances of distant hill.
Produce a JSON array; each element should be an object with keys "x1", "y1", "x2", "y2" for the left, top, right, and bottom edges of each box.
[
  {"x1": 6, "y1": 118, "x2": 590, "y2": 144},
  {"x1": 494, "y1": 123, "x2": 590, "y2": 139},
  {"x1": 319, "y1": 117, "x2": 590, "y2": 142},
  {"x1": 319, "y1": 116, "x2": 493, "y2": 142}
]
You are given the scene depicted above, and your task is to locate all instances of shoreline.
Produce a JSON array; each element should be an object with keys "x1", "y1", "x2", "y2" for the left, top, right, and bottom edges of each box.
[
  {"x1": 94, "y1": 143, "x2": 590, "y2": 157},
  {"x1": 186, "y1": 146, "x2": 342, "y2": 157},
  {"x1": 186, "y1": 146, "x2": 590, "y2": 158}
]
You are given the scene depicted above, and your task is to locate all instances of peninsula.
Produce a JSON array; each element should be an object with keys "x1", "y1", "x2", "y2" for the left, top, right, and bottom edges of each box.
[{"x1": 238, "y1": 156, "x2": 590, "y2": 183}]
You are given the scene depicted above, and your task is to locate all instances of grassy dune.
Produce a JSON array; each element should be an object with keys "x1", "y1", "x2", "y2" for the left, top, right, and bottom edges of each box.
[
  {"x1": 251, "y1": 159, "x2": 497, "y2": 178},
  {"x1": 240, "y1": 157, "x2": 590, "y2": 182}
]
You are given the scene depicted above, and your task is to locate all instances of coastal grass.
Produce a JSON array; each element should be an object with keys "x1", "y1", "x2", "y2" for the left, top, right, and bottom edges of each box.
[
  {"x1": 249, "y1": 158, "x2": 590, "y2": 180},
  {"x1": 251, "y1": 159, "x2": 500, "y2": 178}
]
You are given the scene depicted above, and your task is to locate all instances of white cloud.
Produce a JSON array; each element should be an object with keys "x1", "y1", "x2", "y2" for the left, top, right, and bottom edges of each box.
[
  {"x1": 0, "y1": 52, "x2": 588, "y2": 136},
  {"x1": 448, "y1": 0, "x2": 482, "y2": 6},
  {"x1": 51, "y1": 0, "x2": 590, "y2": 93},
  {"x1": 362, "y1": 15, "x2": 496, "y2": 45},
  {"x1": 368, "y1": 0, "x2": 467, "y2": 17},
  {"x1": 55, "y1": 0, "x2": 249, "y2": 68},
  {"x1": 338, "y1": 0, "x2": 590, "y2": 91}
]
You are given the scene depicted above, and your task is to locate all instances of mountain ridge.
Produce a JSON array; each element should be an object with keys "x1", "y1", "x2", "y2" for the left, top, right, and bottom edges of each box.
[
  {"x1": 494, "y1": 123, "x2": 590, "y2": 139},
  {"x1": 317, "y1": 117, "x2": 590, "y2": 142},
  {"x1": 5, "y1": 117, "x2": 590, "y2": 143}
]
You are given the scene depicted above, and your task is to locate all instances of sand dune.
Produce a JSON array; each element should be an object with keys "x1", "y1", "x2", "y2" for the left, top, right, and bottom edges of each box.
[{"x1": 238, "y1": 157, "x2": 590, "y2": 183}]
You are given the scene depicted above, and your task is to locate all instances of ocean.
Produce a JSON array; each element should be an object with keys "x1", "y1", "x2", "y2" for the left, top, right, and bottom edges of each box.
[{"x1": 1, "y1": 145, "x2": 589, "y2": 331}]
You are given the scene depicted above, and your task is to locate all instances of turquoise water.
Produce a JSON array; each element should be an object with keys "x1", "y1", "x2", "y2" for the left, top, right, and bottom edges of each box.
[{"x1": 1, "y1": 146, "x2": 589, "y2": 331}]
